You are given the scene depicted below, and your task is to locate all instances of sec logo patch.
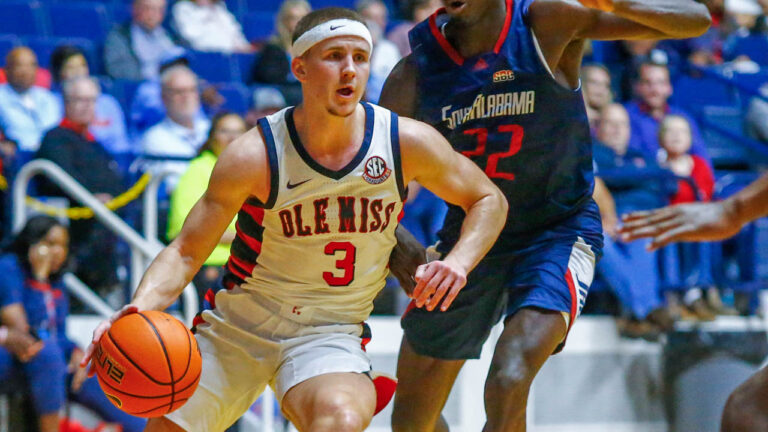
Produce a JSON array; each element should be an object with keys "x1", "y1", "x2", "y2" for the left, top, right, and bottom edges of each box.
[{"x1": 363, "y1": 156, "x2": 391, "y2": 184}]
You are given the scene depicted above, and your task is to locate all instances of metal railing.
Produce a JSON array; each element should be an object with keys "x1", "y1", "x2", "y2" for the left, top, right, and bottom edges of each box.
[{"x1": 12, "y1": 159, "x2": 198, "y2": 323}]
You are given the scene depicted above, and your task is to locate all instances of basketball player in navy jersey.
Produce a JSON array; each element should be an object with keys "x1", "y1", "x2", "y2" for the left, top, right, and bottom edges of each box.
[
  {"x1": 79, "y1": 8, "x2": 507, "y2": 432},
  {"x1": 380, "y1": 0, "x2": 711, "y2": 430}
]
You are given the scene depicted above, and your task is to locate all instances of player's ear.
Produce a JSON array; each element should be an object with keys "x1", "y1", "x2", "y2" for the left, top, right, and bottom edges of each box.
[{"x1": 292, "y1": 56, "x2": 308, "y2": 83}]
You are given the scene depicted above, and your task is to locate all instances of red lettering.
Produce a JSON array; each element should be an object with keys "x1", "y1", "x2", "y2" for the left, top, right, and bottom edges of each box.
[
  {"x1": 313, "y1": 198, "x2": 330, "y2": 234},
  {"x1": 338, "y1": 197, "x2": 357, "y2": 232},
  {"x1": 294, "y1": 204, "x2": 312, "y2": 236},
  {"x1": 279, "y1": 210, "x2": 295, "y2": 237}
]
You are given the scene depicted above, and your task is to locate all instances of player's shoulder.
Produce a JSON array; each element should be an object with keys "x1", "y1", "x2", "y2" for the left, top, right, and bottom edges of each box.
[
  {"x1": 527, "y1": 0, "x2": 586, "y2": 26},
  {"x1": 215, "y1": 121, "x2": 271, "y2": 174},
  {"x1": 379, "y1": 55, "x2": 420, "y2": 117}
]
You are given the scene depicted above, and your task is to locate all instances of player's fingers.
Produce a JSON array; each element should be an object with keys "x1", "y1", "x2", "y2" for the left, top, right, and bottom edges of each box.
[
  {"x1": 412, "y1": 263, "x2": 437, "y2": 301},
  {"x1": 113, "y1": 304, "x2": 139, "y2": 323},
  {"x1": 648, "y1": 223, "x2": 695, "y2": 250},
  {"x1": 621, "y1": 214, "x2": 684, "y2": 241},
  {"x1": 416, "y1": 265, "x2": 447, "y2": 307},
  {"x1": 439, "y1": 275, "x2": 468, "y2": 311},
  {"x1": 425, "y1": 274, "x2": 455, "y2": 311}
]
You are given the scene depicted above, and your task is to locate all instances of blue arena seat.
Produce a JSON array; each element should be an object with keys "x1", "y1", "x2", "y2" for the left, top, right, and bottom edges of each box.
[
  {"x1": 234, "y1": 52, "x2": 258, "y2": 83},
  {"x1": 216, "y1": 82, "x2": 251, "y2": 114},
  {"x1": 311, "y1": 0, "x2": 356, "y2": 9},
  {"x1": 23, "y1": 36, "x2": 97, "y2": 71},
  {"x1": 47, "y1": 2, "x2": 111, "y2": 41},
  {"x1": 699, "y1": 105, "x2": 754, "y2": 166},
  {"x1": 671, "y1": 74, "x2": 736, "y2": 111},
  {"x1": 0, "y1": 1, "x2": 47, "y2": 37},
  {"x1": 243, "y1": 12, "x2": 276, "y2": 43},
  {"x1": 108, "y1": 2, "x2": 132, "y2": 26},
  {"x1": 225, "y1": 0, "x2": 244, "y2": 20},
  {"x1": 110, "y1": 79, "x2": 142, "y2": 116},
  {"x1": 243, "y1": 0, "x2": 281, "y2": 13},
  {"x1": 726, "y1": 35, "x2": 768, "y2": 67},
  {"x1": 189, "y1": 51, "x2": 239, "y2": 83},
  {"x1": 0, "y1": 35, "x2": 21, "y2": 65}
]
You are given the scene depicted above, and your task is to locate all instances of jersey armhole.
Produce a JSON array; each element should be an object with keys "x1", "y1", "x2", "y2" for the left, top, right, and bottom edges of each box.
[
  {"x1": 255, "y1": 118, "x2": 280, "y2": 209},
  {"x1": 390, "y1": 111, "x2": 408, "y2": 202}
]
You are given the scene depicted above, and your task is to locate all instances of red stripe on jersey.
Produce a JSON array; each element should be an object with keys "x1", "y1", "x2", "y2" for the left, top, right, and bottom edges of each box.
[
  {"x1": 235, "y1": 221, "x2": 263, "y2": 253},
  {"x1": 564, "y1": 269, "x2": 578, "y2": 336},
  {"x1": 192, "y1": 314, "x2": 205, "y2": 328},
  {"x1": 429, "y1": 11, "x2": 464, "y2": 66},
  {"x1": 204, "y1": 288, "x2": 217, "y2": 309},
  {"x1": 397, "y1": 209, "x2": 405, "y2": 223},
  {"x1": 241, "y1": 203, "x2": 265, "y2": 225},
  {"x1": 230, "y1": 254, "x2": 256, "y2": 274},
  {"x1": 226, "y1": 258, "x2": 251, "y2": 280},
  {"x1": 494, "y1": 0, "x2": 514, "y2": 54}
]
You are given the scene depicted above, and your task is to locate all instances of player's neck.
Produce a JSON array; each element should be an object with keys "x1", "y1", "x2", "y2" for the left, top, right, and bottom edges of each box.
[
  {"x1": 292, "y1": 103, "x2": 365, "y2": 168},
  {"x1": 446, "y1": 2, "x2": 508, "y2": 58}
]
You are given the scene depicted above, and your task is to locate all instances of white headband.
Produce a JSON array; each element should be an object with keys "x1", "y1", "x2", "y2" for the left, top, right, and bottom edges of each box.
[{"x1": 290, "y1": 19, "x2": 372, "y2": 58}]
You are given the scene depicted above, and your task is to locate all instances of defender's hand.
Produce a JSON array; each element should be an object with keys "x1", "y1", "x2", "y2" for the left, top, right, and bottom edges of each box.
[
  {"x1": 412, "y1": 259, "x2": 468, "y2": 312},
  {"x1": 620, "y1": 201, "x2": 741, "y2": 250},
  {"x1": 80, "y1": 305, "x2": 139, "y2": 376},
  {"x1": 5, "y1": 329, "x2": 43, "y2": 362},
  {"x1": 578, "y1": 0, "x2": 614, "y2": 12},
  {"x1": 389, "y1": 227, "x2": 426, "y2": 296}
]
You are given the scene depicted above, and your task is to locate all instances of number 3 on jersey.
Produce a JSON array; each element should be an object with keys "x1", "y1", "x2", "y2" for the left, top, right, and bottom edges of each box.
[
  {"x1": 323, "y1": 241, "x2": 356, "y2": 286},
  {"x1": 462, "y1": 124, "x2": 523, "y2": 180}
]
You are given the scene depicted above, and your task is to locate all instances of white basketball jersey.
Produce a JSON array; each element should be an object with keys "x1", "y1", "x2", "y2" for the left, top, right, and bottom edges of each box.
[{"x1": 222, "y1": 103, "x2": 406, "y2": 325}]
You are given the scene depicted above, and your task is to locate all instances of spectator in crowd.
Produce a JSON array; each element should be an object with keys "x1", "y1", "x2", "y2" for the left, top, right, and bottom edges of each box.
[
  {"x1": 625, "y1": 61, "x2": 709, "y2": 161},
  {"x1": 246, "y1": 85, "x2": 287, "y2": 127},
  {"x1": 0, "y1": 48, "x2": 60, "y2": 152},
  {"x1": 593, "y1": 104, "x2": 677, "y2": 339},
  {"x1": 50, "y1": 45, "x2": 131, "y2": 157},
  {"x1": 657, "y1": 115, "x2": 720, "y2": 320},
  {"x1": 746, "y1": 82, "x2": 768, "y2": 142},
  {"x1": 582, "y1": 63, "x2": 614, "y2": 131},
  {"x1": 35, "y1": 77, "x2": 125, "y2": 295},
  {"x1": 104, "y1": 0, "x2": 182, "y2": 81},
  {"x1": 357, "y1": 0, "x2": 402, "y2": 103},
  {"x1": 386, "y1": 0, "x2": 441, "y2": 56},
  {"x1": 0, "y1": 127, "x2": 17, "y2": 241},
  {"x1": 172, "y1": 0, "x2": 252, "y2": 53},
  {"x1": 0, "y1": 215, "x2": 145, "y2": 432},
  {"x1": 723, "y1": 0, "x2": 768, "y2": 64},
  {"x1": 249, "y1": 0, "x2": 311, "y2": 105},
  {"x1": 141, "y1": 65, "x2": 210, "y2": 186},
  {"x1": 167, "y1": 112, "x2": 246, "y2": 304}
]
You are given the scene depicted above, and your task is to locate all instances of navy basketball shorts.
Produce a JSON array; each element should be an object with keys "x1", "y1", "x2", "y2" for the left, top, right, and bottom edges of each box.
[{"x1": 401, "y1": 201, "x2": 604, "y2": 360}]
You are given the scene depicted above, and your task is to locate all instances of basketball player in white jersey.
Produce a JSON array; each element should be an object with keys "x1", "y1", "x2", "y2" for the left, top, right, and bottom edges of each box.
[{"x1": 81, "y1": 7, "x2": 507, "y2": 432}]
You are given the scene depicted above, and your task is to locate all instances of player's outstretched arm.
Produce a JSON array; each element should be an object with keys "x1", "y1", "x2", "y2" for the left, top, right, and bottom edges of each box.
[
  {"x1": 531, "y1": 0, "x2": 711, "y2": 42},
  {"x1": 81, "y1": 127, "x2": 271, "y2": 369},
  {"x1": 619, "y1": 173, "x2": 768, "y2": 250},
  {"x1": 399, "y1": 117, "x2": 508, "y2": 312}
]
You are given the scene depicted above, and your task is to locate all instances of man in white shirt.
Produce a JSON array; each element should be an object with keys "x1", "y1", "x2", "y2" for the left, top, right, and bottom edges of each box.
[
  {"x1": 171, "y1": 0, "x2": 252, "y2": 53},
  {"x1": 0, "y1": 48, "x2": 61, "y2": 152},
  {"x1": 141, "y1": 65, "x2": 209, "y2": 188}
]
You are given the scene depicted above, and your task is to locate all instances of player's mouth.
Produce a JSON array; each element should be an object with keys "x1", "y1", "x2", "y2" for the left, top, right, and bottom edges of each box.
[{"x1": 336, "y1": 86, "x2": 355, "y2": 98}]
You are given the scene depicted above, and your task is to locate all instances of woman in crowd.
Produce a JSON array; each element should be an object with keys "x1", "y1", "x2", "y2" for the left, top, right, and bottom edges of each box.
[
  {"x1": 0, "y1": 215, "x2": 145, "y2": 432},
  {"x1": 167, "y1": 112, "x2": 246, "y2": 304}
]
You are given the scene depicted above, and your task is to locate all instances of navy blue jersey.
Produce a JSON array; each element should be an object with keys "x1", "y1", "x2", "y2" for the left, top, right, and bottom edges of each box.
[{"x1": 409, "y1": 0, "x2": 594, "y2": 253}]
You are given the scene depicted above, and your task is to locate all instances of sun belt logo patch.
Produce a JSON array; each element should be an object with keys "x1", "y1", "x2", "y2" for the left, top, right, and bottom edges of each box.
[
  {"x1": 363, "y1": 156, "x2": 391, "y2": 184},
  {"x1": 493, "y1": 69, "x2": 515, "y2": 82}
]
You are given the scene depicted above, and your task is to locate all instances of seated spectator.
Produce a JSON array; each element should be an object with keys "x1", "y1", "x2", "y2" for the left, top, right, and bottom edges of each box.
[
  {"x1": 0, "y1": 68, "x2": 52, "y2": 90},
  {"x1": 172, "y1": 0, "x2": 252, "y2": 53},
  {"x1": 249, "y1": 0, "x2": 311, "y2": 105},
  {"x1": 35, "y1": 77, "x2": 125, "y2": 295},
  {"x1": 386, "y1": 0, "x2": 441, "y2": 56},
  {"x1": 0, "y1": 48, "x2": 60, "y2": 152},
  {"x1": 50, "y1": 45, "x2": 131, "y2": 157},
  {"x1": 357, "y1": 0, "x2": 402, "y2": 102},
  {"x1": 104, "y1": 0, "x2": 182, "y2": 81},
  {"x1": 0, "y1": 127, "x2": 18, "y2": 241},
  {"x1": 581, "y1": 63, "x2": 613, "y2": 131},
  {"x1": 746, "y1": 82, "x2": 768, "y2": 142},
  {"x1": 168, "y1": 112, "x2": 246, "y2": 304},
  {"x1": 723, "y1": 0, "x2": 768, "y2": 65},
  {"x1": 141, "y1": 65, "x2": 210, "y2": 187},
  {"x1": 625, "y1": 61, "x2": 709, "y2": 162},
  {"x1": 657, "y1": 115, "x2": 720, "y2": 320},
  {"x1": 246, "y1": 86, "x2": 288, "y2": 127},
  {"x1": 593, "y1": 104, "x2": 677, "y2": 339},
  {"x1": 0, "y1": 215, "x2": 146, "y2": 432}
]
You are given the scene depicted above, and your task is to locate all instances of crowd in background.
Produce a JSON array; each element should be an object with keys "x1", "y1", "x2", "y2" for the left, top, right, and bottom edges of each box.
[{"x1": 0, "y1": 0, "x2": 766, "y2": 427}]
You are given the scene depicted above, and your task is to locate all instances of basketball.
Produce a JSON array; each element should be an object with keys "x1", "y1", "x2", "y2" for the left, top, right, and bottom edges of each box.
[{"x1": 93, "y1": 311, "x2": 202, "y2": 418}]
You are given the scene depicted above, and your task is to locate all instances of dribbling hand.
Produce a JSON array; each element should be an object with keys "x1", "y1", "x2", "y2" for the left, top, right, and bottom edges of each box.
[
  {"x1": 412, "y1": 260, "x2": 468, "y2": 312},
  {"x1": 577, "y1": 0, "x2": 614, "y2": 12},
  {"x1": 80, "y1": 304, "x2": 139, "y2": 376}
]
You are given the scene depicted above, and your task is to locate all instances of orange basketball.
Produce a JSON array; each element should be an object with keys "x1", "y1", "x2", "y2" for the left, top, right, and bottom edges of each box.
[{"x1": 93, "y1": 311, "x2": 202, "y2": 418}]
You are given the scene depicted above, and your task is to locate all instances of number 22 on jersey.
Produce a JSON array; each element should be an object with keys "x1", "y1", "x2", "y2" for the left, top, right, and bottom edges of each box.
[{"x1": 462, "y1": 124, "x2": 523, "y2": 181}]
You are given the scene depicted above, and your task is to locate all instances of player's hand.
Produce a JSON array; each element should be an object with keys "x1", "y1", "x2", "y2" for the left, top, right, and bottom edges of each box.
[
  {"x1": 81, "y1": 304, "x2": 139, "y2": 376},
  {"x1": 619, "y1": 201, "x2": 742, "y2": 250},
  {"x1": 577, "y1": 0, "x2": 614, "y2": 12},
  {"x1": 389, "y1": 226, "x2": 426, "y2": 296},
  {"x1": 412, "y1": 259, "x2": 467, "y2": 312},
  {"x1": 5, "y1": 329, "x2": 43, "y2": 362},
  {"x1": 69, "y1": 349, "x2": 88, "y2": 392}
]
